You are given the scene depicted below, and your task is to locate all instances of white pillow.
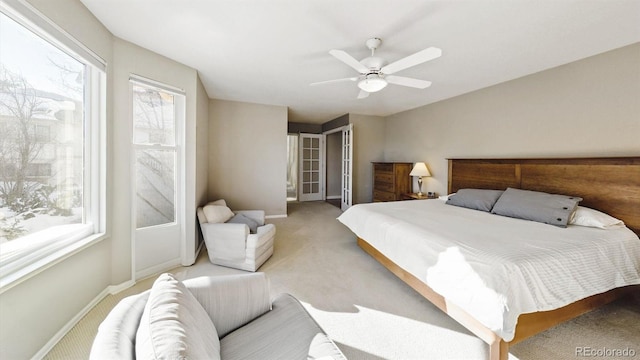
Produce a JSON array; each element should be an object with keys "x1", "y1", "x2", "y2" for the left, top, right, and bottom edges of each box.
[
  {"x1": 208, "y1": 199, "x2": 227, "y2": 206},
  {"x1": 136, "y1": 273, "x2": 221, "y2": 360},
  {"x1": 203, "y1": 204, "x2": 234, "y2": 224},
  {"x1": 569, "y1": 206, "x2": 624, "y2": 229}
]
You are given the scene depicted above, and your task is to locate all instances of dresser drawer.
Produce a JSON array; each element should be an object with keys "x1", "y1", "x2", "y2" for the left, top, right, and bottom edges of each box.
[
  {"x1": 374, "y1": 171, "x2": 394, "y2": 184},
  {"x1": 374, "y1": 163, "x2": 394, "y2": 172},
  {"x1": 374, "y1": 181, "x2": 395, "y2": 192},
  {"x1": 373, "y1": 190, "x2": 396, "y2": 202}
]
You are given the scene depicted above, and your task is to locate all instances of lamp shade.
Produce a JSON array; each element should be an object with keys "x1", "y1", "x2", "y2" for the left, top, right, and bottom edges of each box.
[{"x1": 410, "y1": 162, "x2": 431, "y2": 177}]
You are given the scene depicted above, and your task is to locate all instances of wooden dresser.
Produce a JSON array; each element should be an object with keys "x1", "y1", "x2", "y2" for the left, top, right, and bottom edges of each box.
[{"x1": 372, "y1": 162, "x2": 412, "y2": 202}]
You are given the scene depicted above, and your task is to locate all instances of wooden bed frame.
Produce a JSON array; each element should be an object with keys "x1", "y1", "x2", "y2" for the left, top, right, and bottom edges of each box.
[{"x1": 358, "y1": 157, "x2": 640, "y2": 360}]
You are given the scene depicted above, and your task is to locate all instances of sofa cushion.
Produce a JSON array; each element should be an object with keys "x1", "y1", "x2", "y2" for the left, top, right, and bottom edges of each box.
[
  {"x1": 136, "y1": 273, "x2": 221, "y2": 360},
  {"x1": 203, "y1": 204, "x2": 235, "y2": 224},
  {"x1": 220, "y1": 293, "x2": 346, "y2": 360},
  {"x1": 185, "y1": 273, "x2": 272, "y2": 337}
]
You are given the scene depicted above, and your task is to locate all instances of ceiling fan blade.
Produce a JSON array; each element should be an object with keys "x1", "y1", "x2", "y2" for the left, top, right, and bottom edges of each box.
[
  {"x1": 310, "y1": 77, "x2": 358, "y2": 86},
  {"x1": 329, "y1": 49, "x2": 369, "y2": 73},
  {"x1": 357, "y1": 90, "x2": 370, "y2": 99},
  {"x1": 381, "y1": 47, "x2": 442, "y2": 75},
  {"x1": 385, "y1": 75, "x2": 432, "y2": 89}
]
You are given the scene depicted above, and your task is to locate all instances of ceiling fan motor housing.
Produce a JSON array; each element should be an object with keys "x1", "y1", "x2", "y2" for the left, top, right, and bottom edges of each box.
[{"x1": 360, "y1": 56, "x2": 386, "y2": 72}]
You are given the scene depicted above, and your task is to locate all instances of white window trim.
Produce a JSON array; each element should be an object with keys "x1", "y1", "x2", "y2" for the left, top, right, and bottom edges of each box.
[
  {"x1": 1, "y1": 0, "x2": 106, "y2": 71},
  {"x1": 0, "y1": 1, "x2": 106, "y2": 293}
]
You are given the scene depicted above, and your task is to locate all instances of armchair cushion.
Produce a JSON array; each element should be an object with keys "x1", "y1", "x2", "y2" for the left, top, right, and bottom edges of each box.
[
  {"x1": 226, "y1": 213, "x2": 260, "y2": 233},
  {"x1": 203, "y1": 204, "x2": 234, "y2": 224},
  {"x1": 135, "y1": 273, "x2": 221, "y2": 360}
]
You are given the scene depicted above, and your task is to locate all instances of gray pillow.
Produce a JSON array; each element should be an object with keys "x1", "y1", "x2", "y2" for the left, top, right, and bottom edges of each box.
[
  {"x1": 226, "y1": 213, "x2": 259, "y2": 234},
  {"x1": 446, "y1": 189, "x2": 505, "y2": 212},
  {"x1": 491, "y1": 188, "x2": 582, "y2": 227}
]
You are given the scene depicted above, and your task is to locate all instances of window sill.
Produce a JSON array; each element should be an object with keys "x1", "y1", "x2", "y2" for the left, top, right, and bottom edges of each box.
[{"x1": 0, "y1": 232, "x2": 107, "y2": 294}]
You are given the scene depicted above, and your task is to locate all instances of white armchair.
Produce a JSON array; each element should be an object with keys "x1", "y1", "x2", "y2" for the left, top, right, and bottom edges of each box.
[{"x1": 197, "y1": 206, "x2": 275, "y2": 272}]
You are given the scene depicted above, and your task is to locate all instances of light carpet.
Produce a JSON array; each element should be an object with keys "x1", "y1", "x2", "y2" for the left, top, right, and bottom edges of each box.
[{"x1": 45, "y1": 201, "x2": 640, "y2": 359}]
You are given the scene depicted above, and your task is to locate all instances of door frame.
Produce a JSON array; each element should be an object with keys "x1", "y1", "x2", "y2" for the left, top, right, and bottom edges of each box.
[
  {"x1": 322, "y1": 124, "x2": 353, "y2": 209},
  {"x1": 128, "y1": 75, "x2": 186, "y2": 281}
]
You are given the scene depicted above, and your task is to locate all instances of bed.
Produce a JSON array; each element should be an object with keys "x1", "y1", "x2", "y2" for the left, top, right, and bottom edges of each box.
[{"x1": 337, "y1": 157, "x2": 640, "y2": 360}]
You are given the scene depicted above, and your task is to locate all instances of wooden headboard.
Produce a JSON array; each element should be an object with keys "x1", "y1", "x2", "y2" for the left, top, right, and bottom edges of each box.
[{"x1": 447, "y1": 157, "x2": 640, "y2": 235}]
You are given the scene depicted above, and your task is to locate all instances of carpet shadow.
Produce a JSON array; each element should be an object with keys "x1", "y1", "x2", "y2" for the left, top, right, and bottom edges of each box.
[{"x1": 334, "y1": 342, "x2": 386, "y2": 360}]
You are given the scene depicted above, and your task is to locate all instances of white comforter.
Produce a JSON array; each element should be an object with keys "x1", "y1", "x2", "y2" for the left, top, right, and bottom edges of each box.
[{"x1": 337, "y1": 199, "x2": 640, "y2": 341}]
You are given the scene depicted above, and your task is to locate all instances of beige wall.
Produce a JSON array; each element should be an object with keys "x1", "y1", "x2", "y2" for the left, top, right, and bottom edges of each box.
[
  {"x1": 350, "y1": 114, "x2": 386, "y2": 204},
  {"x1": 384, "y1": 43, "x2": 640, "y2": 197},
  {"x1": 208, "y1": 99, "x2": 288, "y2": 216},
  {"x1": 112, "y1": 38, "x2": 201, "y2": 279}
]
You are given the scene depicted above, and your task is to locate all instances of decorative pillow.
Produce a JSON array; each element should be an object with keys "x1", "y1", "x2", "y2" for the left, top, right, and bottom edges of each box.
[
  {"x1": 226, "y1": 213, "x2": 260, "y2": 234},
  {"x1": 491, "y1": 188, "x2": 582, "y2": 227},
  {"x1": 569, "y1": 206, "x2": 624, "y2": 229},
  {"x1": 136, "y1": 273, "x2": 221, "y2": 360},
  {"x1": 446, "y1": 189, "x2": 504, "y2": 212},
  {"x1": 203, "y1": 205, "x2": 235, "y2": 224},
  {"x1": 208, "y1": 199, "x2": 227, "y2": 206}
]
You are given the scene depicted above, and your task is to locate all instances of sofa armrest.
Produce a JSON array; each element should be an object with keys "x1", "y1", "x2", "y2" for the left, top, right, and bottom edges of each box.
[
  {"x1": 89, "y1": 291, "x2": 150, "y2": 360},
  {"x1": 184, "y1": 273, "x2": 271, "y2": 338},
  {"x1": 235, "y1": 210, "x2": 265, "y2": 225}
]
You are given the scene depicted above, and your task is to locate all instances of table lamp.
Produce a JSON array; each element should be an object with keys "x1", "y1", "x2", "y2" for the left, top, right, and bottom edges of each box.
[{"x1": 410, "y1": 162, "x2": 431, "y2": 196}]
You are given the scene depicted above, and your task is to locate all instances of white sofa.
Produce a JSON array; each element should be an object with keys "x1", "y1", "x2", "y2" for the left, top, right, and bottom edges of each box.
[
  {"x1": 197, "y1": 204, "x2": 275, "y2": 271},
  {"x1": 90, "y1": 273, "x2": 346, "y2": 360}
]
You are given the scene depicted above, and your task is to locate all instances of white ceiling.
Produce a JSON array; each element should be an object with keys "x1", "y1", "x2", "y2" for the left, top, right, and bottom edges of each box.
[{"x1": 80, "y1": 0, "x2": 640, "y2": 124}]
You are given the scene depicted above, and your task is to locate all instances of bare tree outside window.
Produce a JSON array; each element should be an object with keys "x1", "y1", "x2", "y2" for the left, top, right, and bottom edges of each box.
[{"x1": 0, "y1": 12, "x2": 85, "y2": 243}]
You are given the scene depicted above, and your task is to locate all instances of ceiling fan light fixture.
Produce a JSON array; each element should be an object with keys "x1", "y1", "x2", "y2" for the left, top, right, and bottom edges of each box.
[{"x1": 358, "y1": 74, "x2": 388, "y2": 93}]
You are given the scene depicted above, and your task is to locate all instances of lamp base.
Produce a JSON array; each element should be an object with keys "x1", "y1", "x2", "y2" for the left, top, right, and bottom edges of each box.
[{"x1": 417, "y1": 177, "x2": 423, "y2": 196}]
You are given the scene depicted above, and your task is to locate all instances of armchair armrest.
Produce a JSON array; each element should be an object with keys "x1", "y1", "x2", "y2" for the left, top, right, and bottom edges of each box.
[{"x1": 184, "y1": 273, "x2": 271, "y2": 338}]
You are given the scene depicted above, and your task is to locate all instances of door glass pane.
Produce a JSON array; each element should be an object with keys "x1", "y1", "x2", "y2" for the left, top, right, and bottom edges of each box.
[
  {"x1": 135, "y1": 149, "x2": 175, "y2": 228},
  {"x1": 132, "y1": 85, "x2": 175, "y2": 146},
  {"x1": 286, "y1": 135, "x2": 298, "y2": 201}
]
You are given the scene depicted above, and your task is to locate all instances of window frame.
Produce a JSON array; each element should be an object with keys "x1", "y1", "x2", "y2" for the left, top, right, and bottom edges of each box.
[
  {"x1": 0, "y1": 0, "x2": 106, "y2": 292},
  {"x1": 129, "y1": 76, "x2": 185, "y2": 230}
]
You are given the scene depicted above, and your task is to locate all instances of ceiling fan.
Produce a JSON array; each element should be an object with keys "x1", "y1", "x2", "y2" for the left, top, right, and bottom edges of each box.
[{"x1": 311, "y1": 38, "x2": 442, "y2": 99}]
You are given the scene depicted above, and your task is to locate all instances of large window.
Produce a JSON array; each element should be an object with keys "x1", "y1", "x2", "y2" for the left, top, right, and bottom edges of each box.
[{"x1": 0, "y1": 2, "x2": 105, "y2": 287}]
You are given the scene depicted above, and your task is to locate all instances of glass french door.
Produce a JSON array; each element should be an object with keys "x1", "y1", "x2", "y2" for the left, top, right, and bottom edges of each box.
[
  {"x1": 341, "y1": 124, "x2": 353, "y2": 211},
  {"x1": 299, "y1": 133, "x2": 324, "y2": 201}
]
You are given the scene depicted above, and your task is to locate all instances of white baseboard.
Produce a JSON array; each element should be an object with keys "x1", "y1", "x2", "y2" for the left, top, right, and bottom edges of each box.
[
  {"x1": 32, "y1": 286, "x2": 108, "y2": 359},
  {"x1": 135, "y1": 258, "x2": 182, "y2": 281},
  {"x1": 265, "y1": 214, "x2": 287, "y2": 219},
  {"x1": 108, "y1": 279, "x2": 136, "y2": 295},
  {"x1": 326, "y1": 195, "x2": 341, "y2": 200},
  {"x1": 33, "y1": 276, "x2": 138, "y2": 359}
]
